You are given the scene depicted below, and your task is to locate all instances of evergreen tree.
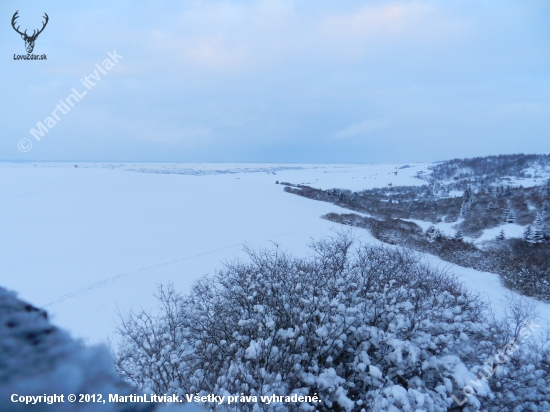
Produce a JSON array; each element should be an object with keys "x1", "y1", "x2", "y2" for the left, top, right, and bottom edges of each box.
[
  {"x1": 434, "y1": 229, "x2": 445, "y2": 241},
  {"x1": 497, "y1": 229, "x2": 505, "y2": 241},
  {"x1": 454, "y1": 230, "x2": 464, "y2": 242},
  {"x1": 542, "y1": 223, "x2": 550, "y2": 242},
  {"x1": 460, "y1": 200, "x2": 471, "y2": 217},
  {"x1": 425, "y1": 225, "x2": 436, "y2": 240},
  {"x1": 425, "y1": 226, "x2": 446, "y2": 242},
  {"x1": 502, "y1": 207, "x2": 515, "y2": 223},
  {"x1": 532, "y1": 215, "x2": 545, "y2": 244},
  {"x1": 501, "y1": 208, "x2": 509, "y2": 223},
  {"x1": 523, "y1": 225, "x2": 534, "y2": 244}
]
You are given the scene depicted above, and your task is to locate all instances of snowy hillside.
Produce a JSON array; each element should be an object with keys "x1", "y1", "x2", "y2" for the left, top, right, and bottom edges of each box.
[
  {"x1": 1, "y1": 159, "x2": 550, "y2": 411},
  {"x1": 0, "y1": 160, "x2": 548, "y2": 344}
]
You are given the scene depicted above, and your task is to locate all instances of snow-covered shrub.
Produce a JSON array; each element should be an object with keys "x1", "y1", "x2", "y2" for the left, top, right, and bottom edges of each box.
[
  {"x1": 0, "y1": 287, "x2": 152, "y2": 412},
  {"x1": 425, "y1": 225, "x2": 447, "y2": 242},
  {"x1": 325, "y1": 210, "x2": 550, "y2": 302},
  {"x1": 481, "y1": 294, "x2": 550, "y2": 410},
  {"x1": 117, "y1": 234, "x2": 550, "y2": 411}
]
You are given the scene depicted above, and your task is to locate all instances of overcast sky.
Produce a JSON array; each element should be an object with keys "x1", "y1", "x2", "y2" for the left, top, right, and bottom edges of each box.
[{"x1": 1, "y1": 1, "x2": 549, "y2": 163}]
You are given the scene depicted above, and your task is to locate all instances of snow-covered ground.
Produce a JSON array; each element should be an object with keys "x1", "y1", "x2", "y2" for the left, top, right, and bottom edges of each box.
[
  {"x1": 403, "y1": 218, "x2": 528, "y2": 245},
  {"x1": 402, "y1": 218, "x2": 462, "y2": 237},
  {"x1": 475, "y1": 223, "x2": 526, "y2": 243},
  {"x1": 0, "y1": 161, "x2": 548, "y2": 347}
]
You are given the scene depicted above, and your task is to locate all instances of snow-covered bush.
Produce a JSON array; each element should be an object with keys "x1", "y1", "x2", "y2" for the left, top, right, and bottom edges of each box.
[
  {"x1": 0, "y1": 287, "x2": 153, "y2": 412},
  {"x1": 482, "y1": 294, "x2": 550, "y2": 409},
  {"x1": 115, "y1": 234, "x2": 550, "y2": 411}
]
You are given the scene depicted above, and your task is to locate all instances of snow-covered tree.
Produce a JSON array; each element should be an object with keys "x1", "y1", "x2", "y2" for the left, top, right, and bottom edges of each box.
[
  {"x1": 425, "y1": 225, "x2": 437, "y2": 241},
  {"x1": 531, "y1": 215, "x2": 546, "y2": 244},
  {"x1": 523, "y1": 225, "x2": 534, "y2": 244},
  {"x1": 543, "y1": 223, "x2": 550, "y2": 242},
  {"x1": 502, "y1": 207, "x2": 515, "y2": 224},
  {"x1": 460, "y1": 200, "x2": 472, "y2": 217},
  {"x1": 497, "y1": 229, "x2": 505, "y2": 241}
]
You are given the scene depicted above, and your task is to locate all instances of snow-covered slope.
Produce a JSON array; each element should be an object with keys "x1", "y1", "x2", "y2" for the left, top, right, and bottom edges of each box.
[{"x1": 0, "y1": 162, "x2": 383, "y2": 344}]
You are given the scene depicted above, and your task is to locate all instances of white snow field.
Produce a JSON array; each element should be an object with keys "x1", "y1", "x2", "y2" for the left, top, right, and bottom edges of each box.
[{"x1": 0, "y1": 161, "x2": 548, "y2": 349}]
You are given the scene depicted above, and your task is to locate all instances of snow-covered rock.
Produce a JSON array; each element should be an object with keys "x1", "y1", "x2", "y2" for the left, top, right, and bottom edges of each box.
[{"x1": 0, "y1": 286, "x2": 154, "y2": 412}]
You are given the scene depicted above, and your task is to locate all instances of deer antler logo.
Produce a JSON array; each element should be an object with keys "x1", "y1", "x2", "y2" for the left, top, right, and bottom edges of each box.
[{"x1": 11, "y1": 11, "x2": 49, "y2": 54}]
